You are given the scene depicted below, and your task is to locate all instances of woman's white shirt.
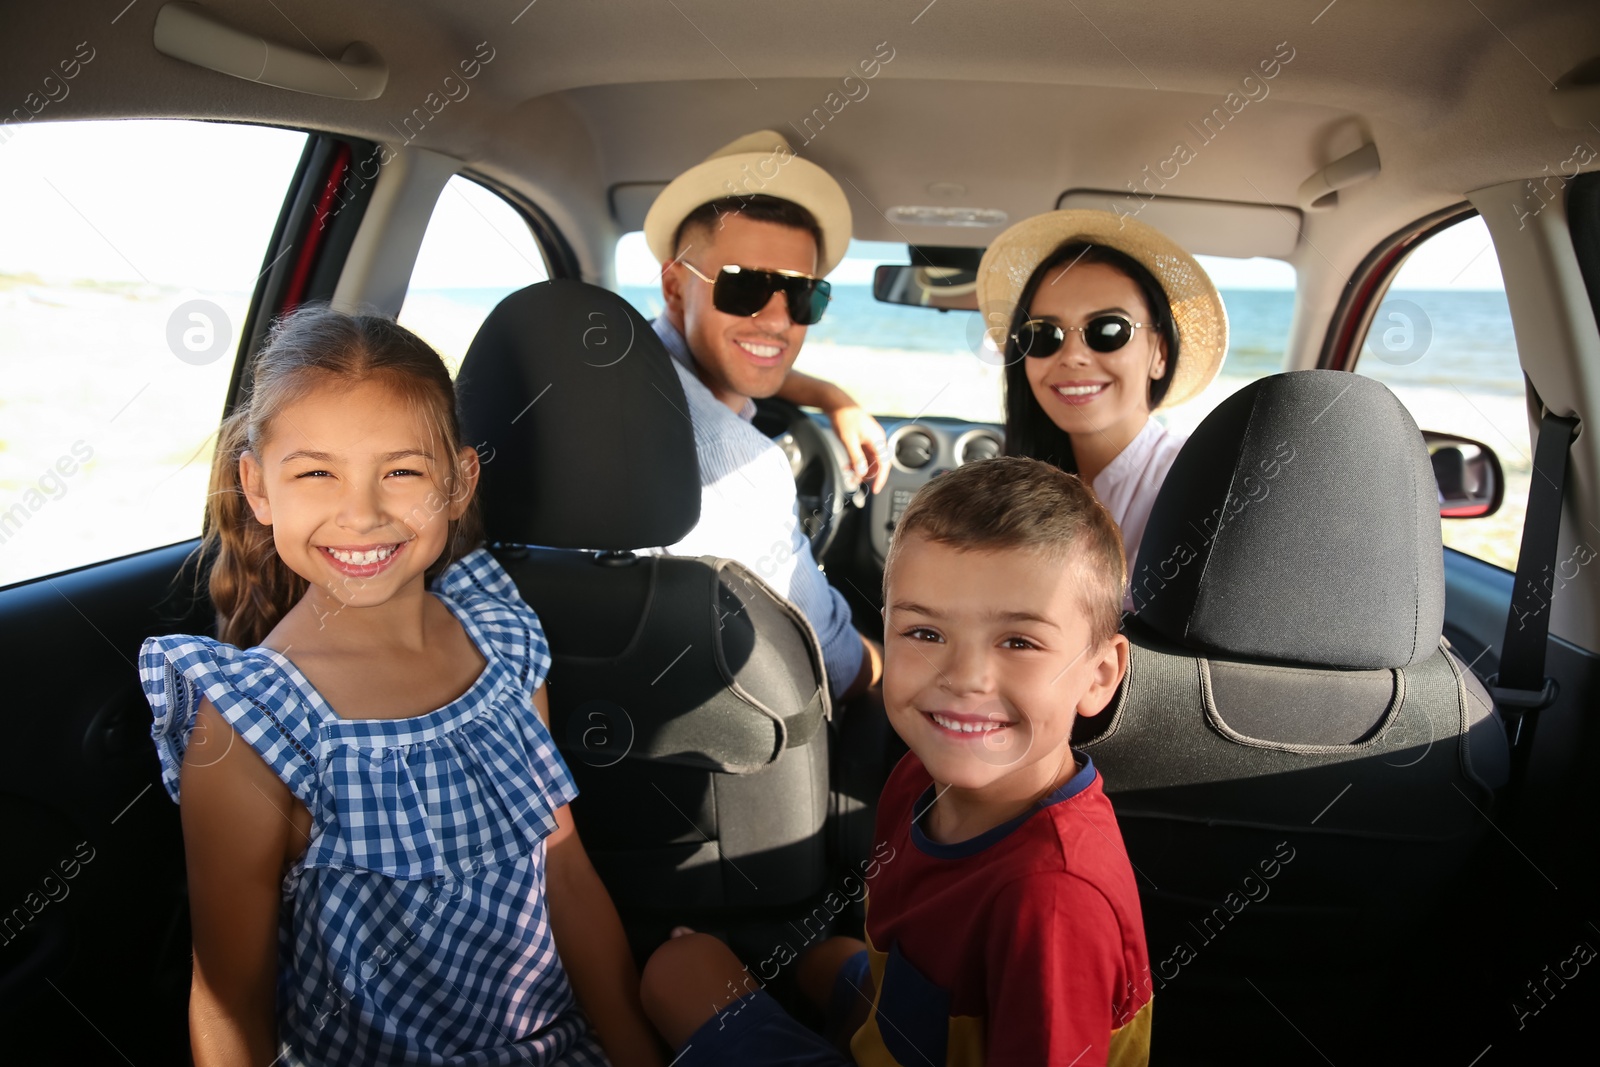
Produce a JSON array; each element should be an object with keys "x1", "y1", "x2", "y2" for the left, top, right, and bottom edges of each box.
[{"x1": 1091, "y1": 418, "x2": 1187, "y2": 610}]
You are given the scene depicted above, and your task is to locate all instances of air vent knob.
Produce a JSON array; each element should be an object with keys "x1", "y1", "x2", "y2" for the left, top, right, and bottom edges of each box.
[{"x1": 895, "y1": 429, "x2": 935, "y2": 469}]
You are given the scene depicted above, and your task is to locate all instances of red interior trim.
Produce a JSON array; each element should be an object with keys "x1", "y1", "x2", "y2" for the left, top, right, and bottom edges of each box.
[
  {"x1": 281, "y1": 141, "x2": 352, "y2": 313},
  {"x1": 1325, "y1": 239, "x2": 1414, "y2": 371}
]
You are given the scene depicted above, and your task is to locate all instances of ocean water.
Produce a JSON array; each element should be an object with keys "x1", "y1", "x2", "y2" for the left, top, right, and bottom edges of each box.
[{"x1": 611, "y1": 284, "x2": 1520, "y2": 397}]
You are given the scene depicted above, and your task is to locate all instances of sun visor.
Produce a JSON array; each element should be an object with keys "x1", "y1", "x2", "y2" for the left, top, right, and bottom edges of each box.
[
  {"x1": 1056, "y1": 190, "x2": 1301, "y2": 260},
  {"x1": 610, "y1": 183, "x2": 669, "y2": 232}
]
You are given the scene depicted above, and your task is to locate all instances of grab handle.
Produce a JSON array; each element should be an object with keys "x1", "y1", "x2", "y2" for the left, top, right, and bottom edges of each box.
[{"x1": 153, "y1": 2, "x2": 387, "y2": 101}]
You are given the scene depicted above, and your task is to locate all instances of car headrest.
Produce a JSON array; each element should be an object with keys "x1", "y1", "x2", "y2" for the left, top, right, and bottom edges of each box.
[
  {"x1": 456, "y1": 280, "x2": 701, "y2": 550},
  {"x1": 1132, "y1": 370, "x2": 1444, "y2": 669}
]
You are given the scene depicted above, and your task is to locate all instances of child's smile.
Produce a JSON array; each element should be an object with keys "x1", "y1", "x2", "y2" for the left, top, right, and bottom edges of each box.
[
  {"x1": 317, "y1": 540, "x2": 410, "y2": 578},
  {"x1": 240, "y1": 376, "x2": 474, "y2": 611},
  {"x1": 883, "y1": 533, "x2": 1127, "y2": 833},
  {"x1": 925, "y1": 709, "x2": 1015, "y2": 736}
]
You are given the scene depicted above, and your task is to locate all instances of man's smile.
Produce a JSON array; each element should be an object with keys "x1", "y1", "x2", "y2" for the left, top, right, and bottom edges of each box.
[{"x1": 733, "y1": 337, "x2": 786, "y2": 363}]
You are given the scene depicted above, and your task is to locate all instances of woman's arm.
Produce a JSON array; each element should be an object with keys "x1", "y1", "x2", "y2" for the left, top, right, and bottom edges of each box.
[
  {"x1": 777, "y1": 370, "x2": 890, "y2": 494},
  {"x1": 536, "y1": 686, "x2": 666, "y2": 1067},
  {"x1": 180, "y1": 698, "x2": 300, "y2": 1066}
]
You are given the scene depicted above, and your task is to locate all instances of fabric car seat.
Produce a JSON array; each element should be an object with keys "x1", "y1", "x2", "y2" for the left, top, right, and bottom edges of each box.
[
  {"x1": 1077, "y1": 371, "x2": 1511, "y2": 1061},
  {"x1": 455, "y1": 280, "x2": 834, "y2": 962}
]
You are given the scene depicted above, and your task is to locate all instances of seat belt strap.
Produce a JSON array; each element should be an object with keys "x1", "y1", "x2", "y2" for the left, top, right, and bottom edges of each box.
[{"x1": 1491, "y1": 409, "x2": 1579, "y2": 749}]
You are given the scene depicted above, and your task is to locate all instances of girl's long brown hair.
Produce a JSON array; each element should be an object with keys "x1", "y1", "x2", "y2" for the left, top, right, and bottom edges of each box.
[{"x1": 204, "y1": 307, "x2": 484, "y2": 648}]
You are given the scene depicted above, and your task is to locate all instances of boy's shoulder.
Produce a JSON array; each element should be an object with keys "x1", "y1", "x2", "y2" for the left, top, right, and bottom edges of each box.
[
  {"x1": 877, "y1": 751, "x2": 1139, "y2": 900},
  {"x1": 1033, "y1": 758, "x2": 1142, "y2": 891},
  {"x1": 863, "y1": 754, "x2": 1153, "y2": 1064}
]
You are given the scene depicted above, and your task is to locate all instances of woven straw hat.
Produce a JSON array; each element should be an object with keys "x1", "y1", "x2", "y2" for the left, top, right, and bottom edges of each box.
[
  {"x1": 976, "y1": 210, "x2": 1228, "y2": 407},
  {"x1": 643, "y1": 130, "x2": 854, "y2": 277}
]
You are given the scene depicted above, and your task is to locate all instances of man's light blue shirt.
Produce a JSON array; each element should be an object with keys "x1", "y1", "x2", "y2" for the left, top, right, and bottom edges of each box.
[{"x1": 651, "y1": 315, "x2": 865, "y2": 695}]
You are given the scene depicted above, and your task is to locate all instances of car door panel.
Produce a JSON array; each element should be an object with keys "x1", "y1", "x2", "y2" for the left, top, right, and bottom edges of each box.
[{"x1": 0, "y1": 541, "x2": 207, "y2": 1063}]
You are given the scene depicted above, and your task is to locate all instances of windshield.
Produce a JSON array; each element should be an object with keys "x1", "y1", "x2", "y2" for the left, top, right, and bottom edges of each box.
[{"x1": 615, "y1": 233, "x2": 1294, "y2": 425}]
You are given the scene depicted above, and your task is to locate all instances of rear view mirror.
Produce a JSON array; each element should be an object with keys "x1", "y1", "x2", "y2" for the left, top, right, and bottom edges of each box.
[
  {"x1": 872, "y1": 264, "x2": 980, "y2": 310},
  {"x1": 1423, "y1": 431, "x2": 1504, "y2": 519}
]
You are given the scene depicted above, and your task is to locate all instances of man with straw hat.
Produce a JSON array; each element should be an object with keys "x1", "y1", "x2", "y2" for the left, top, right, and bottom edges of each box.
[{"x1": 642, "y1": 129, "x2": 883, "y2": 699}]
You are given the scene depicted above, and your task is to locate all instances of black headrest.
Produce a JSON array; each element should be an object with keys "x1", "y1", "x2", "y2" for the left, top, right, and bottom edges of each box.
[
  {"x1": 456, "y1": 280, "x2": 700, "y2": 550},
  {"x1": 1131, "y1": 370, "x2": 1444, "y2": 669}
]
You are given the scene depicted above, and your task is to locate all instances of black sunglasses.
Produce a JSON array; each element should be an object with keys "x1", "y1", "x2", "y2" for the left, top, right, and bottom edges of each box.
[
  {"x1": 681, "y1": 261, "x2": 832, "y2": 326},
  {"x1": 1012, "y1": 314, "x2": 1158, "y2": 358}
]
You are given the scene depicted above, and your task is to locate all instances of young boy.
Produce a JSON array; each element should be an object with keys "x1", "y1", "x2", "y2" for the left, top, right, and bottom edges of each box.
[{"x1": 640, "y1": 456, "x2": 1153, "y2": 1065}]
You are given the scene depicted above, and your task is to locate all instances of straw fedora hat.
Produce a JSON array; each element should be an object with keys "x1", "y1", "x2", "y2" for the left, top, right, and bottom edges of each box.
[
  {"x1": 643, "y1": 130, "x2": 854, "y2": 277},
  {"x1": 976, "y1": 210, "x2": 1229, "y2": 407}
]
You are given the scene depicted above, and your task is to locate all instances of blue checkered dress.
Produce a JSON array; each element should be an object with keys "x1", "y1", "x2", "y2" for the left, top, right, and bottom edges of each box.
[{"x1": 140, "y1": 548, "x2": 610, "y2": 1066}]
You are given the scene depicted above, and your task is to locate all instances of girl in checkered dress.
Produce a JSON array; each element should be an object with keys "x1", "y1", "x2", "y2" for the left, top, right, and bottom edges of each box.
[{"x1": 138, "y1": 308, "x2": 662, "y2": 1066}]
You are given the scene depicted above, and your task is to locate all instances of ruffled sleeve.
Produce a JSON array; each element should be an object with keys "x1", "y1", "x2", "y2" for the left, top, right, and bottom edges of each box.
[
  {"x1": 139, "y1": 634, "x2": 321, "y2": 807},
  {"x1": 431, "y1": 547, "x2": 554, "y2": 695},
  {"x1": 281, "y1": 547, "x2": 576, "y2": 881},
  {"x1": 140, "y1": 553, "x2": 576, "y2": 882}
]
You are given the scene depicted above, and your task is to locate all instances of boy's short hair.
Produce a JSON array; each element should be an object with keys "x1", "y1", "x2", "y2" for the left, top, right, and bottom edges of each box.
[{"x1": 883, "y1": 456, "x2": 1126, "y2": 645}]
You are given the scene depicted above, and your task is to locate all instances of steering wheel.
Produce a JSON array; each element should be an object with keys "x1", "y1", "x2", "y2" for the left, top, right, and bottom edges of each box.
[{"x1": 753, "y1": 397, "x2": 850, "y2": 562}]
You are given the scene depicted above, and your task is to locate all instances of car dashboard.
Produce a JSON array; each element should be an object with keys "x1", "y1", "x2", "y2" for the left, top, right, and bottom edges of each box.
[{"x1": 867, "y1": 416, "x2": 1006, "y2": 564}]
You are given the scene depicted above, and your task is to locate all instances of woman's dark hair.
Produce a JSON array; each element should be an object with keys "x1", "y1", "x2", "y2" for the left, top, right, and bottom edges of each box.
[{"x1": 1001, "y1": 242, "x2": 1181, "y2": 473}]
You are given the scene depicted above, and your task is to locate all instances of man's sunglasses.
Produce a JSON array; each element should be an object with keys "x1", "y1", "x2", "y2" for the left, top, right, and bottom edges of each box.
[
  {"x1": 681, "y1": 261, "x2": 832, "y2": 326},
  {"x1": 1012, "y1": 315, "x2": 1159, "y2": 358}
]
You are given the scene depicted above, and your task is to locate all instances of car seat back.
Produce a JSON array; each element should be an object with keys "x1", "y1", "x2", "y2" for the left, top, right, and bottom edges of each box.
[
  {"x1": 1081, "y1": 371, "x2": 1510, "y2": 1057},
  {"x1": 457, "y1": 281, "x2": 834, "y2": 957}
]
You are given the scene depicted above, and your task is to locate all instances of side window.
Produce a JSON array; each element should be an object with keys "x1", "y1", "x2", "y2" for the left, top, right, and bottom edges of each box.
[
  {"x1": 0, "y1": 119, "x2": 307, "y2": 589},
  {"x1": 397, "y1": 175, "x2": 549, "y2": 374},
  {"x1": 1354, "y1": 214, "x2": 1527, "y2": 570}
]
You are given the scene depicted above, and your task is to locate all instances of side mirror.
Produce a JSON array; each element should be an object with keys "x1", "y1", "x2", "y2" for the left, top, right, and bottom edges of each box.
[
  {"x1": 1423, "y1": 431, "x2": 1504, "y2": 519},
  {"x1": 872, "y1": 264, "x2": 980, "y2": 311}
]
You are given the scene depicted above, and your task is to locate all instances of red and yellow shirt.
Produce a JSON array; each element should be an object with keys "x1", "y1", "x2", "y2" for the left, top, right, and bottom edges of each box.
[{"x1": 852, "y1": 752, "x2": 1153, "y2": 1066}]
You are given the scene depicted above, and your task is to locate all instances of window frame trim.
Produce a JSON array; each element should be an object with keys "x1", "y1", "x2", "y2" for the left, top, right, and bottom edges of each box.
[
  {"x1": 1318, "y1": 202, "x2": 1479, "y2": 373},
  {"x1": 455, "y1": 169, "x2": 581, "y2": 281},
  {"x1": 229, "y1": 130, "x2": 380, "y2": 417}
]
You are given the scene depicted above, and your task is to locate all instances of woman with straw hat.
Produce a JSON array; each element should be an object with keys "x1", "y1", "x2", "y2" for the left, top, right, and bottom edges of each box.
[{"x1": 977, "y1": 210, "x2": 1229, "y2": 591}]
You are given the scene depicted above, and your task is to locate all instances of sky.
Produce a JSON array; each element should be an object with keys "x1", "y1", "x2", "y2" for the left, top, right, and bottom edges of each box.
[
  {"x1": 0, "y1": 120, "x2": 546, "y2": 291},
  {"x1": 2, "y1": 119, "x2": 1505, "y2": 293}
]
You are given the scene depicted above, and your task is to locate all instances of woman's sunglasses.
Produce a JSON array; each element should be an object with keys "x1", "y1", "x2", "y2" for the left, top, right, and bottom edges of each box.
[
  {"x1": 681, "y1": 261, "x2": 832, "y2": 326},
  {"x1": 1012, "y1": 315, "x2": 1158, "y2": 358}
]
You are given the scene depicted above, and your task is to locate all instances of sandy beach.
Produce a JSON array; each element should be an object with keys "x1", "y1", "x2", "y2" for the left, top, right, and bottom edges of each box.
[{"x1": 0, "y1": 279, "x2": 237, "y2": 586}]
